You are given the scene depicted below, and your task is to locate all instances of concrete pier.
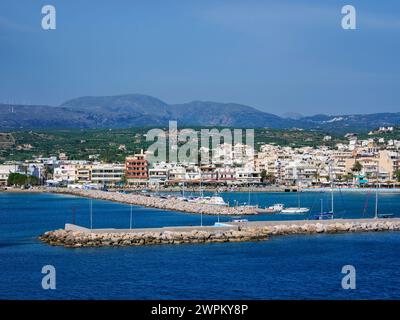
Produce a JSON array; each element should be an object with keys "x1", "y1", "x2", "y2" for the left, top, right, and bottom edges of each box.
[{"x1": 39, "y1": 218, "x2": 400, "y2": 248}]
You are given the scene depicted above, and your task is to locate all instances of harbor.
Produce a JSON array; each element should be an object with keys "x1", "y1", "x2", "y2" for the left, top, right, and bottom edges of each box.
[{"x1": 3, "y1": 191, "x2": 400, "y2": 299}]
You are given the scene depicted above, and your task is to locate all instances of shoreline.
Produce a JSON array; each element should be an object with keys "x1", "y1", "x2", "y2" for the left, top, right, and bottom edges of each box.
[
  {"x1": 2, "y1": 185, "x2": 400, "y2": 194},
  {"x1": 40, "y1": 218, "x2": 400, "y2": 248}
]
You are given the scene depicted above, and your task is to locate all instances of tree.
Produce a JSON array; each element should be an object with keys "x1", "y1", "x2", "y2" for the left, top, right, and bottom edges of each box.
[
  {"x1": 7, "y1": 173, "x2": 39, "y2": 187},
  {"x1": 394, "y1": 170, "x2": 400, "y2": 182},
  {"x1": 261, "y1": 170, "x2": 275, "y2": 184},
  {"x1": 352, "y1": 161, "x2": 362, "y2": 172},
  {"x1": 120, "y1": 174, "x2": 127, "y2": 185},
  {"x1": 260, "y1": 170, "x2": 267, "y2": 182}
]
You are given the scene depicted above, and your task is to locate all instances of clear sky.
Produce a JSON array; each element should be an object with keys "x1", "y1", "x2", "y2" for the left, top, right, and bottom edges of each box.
[{"x1": 0, "y1": 0, "x2": 399, "y2": 115}]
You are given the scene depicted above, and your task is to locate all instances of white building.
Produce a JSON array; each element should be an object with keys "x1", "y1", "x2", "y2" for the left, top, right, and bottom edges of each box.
[
  {"x1": 90, "y1": 164, "x2": 125, "y2": 187},
  {"x1": 0, "y1": 165, "x2": 18, "y2": 186}
]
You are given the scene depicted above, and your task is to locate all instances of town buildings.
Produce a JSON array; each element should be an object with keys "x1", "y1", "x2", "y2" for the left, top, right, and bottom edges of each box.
[{"x1": 1, "y1": 131, "x2": 400, "y2": 189}]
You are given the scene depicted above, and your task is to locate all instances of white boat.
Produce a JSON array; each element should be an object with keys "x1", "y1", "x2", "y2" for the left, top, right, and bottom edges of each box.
[
  {"x1": 256, "y1": 203, "x2": 284, "y2": 213},
  {"x1": 280, "y1": 189, "x2": 309, "y2": 214},
  {"x1": 190, "y1": 195, "x2": 228, "y2": 206},
  {"x1": 232, "y1": 218, "x2": 248, "y2": 223},
  {"x1": 281, "y1": 207, "x2": 310, "y2": 214},
  {"x1": 268, "y1": 203, "x2": 284, "y2": 212}
]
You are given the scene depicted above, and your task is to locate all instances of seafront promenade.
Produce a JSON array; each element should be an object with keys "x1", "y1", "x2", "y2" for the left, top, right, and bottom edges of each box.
[{"x1": 40, "y1": 218, "x2": 400, "y2": 248}]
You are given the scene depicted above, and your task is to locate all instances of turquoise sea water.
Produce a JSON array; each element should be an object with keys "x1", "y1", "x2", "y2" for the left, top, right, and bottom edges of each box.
[{"x1": 0, "y1": 192, "x2": 400, "y2": 299}]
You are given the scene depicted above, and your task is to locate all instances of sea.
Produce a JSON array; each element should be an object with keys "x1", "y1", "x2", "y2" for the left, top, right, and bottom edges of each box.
[{"x1": 1, "y1": 191, "x2": 400, "y2": 299}]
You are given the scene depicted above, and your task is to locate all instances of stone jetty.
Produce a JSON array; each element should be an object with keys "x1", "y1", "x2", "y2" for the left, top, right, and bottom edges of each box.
[
  {"x1": 40, "y1": 218, "x2": 400, "y2": 248},
  {"x1": 49, "y1": 188, "x2": 258, "y2": 215}
]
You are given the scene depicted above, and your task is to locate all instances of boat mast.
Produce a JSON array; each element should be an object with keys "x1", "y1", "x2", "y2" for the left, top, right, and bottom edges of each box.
[
  {"x1": 89, "y1": 199, "x2": 93, "y2": 230},
  {"x1": 320, "y1": 199, "x2": 323, "y2": 215},
  {"x1": 330, "y1": 162, "x2": 334, "y2": 214},
  {"x1": 375, "y1": 182, "x2": 379, "y2": 219}
]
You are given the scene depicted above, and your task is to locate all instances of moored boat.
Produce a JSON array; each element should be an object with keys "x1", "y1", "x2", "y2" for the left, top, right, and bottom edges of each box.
[{"x1": 281, "y1": 207, "x2": 310, "y2": 214}]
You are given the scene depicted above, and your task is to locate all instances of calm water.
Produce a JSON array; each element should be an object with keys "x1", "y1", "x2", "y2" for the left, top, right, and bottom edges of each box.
[{"x1": 1, "y1": 192, "x2": 400, "y2": 299}]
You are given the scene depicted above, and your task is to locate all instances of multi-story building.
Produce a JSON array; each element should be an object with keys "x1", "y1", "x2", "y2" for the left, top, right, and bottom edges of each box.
[
  {"x1": 148, "y1": 162, "x2": 169, "y2": 184},
  {"x1": 125, "y1": 151, "x2": 148, "y2": 185},
  {"x1": 200, "y1": 164, "x2": 217, "y2": 182},
  {"x1": 379, "y1": 150, "x2": 399, "y2": 181},
  {"x1": 215, "y1": 167, "x2": 236, "y2": 183},
  {"x1": 91, "y1": 164, "x2": 125, "y2": 187},
  {"x1": 167, "y1": 165, "x2": 186, "y2": 183},
  {"x1": 0, "y1": 164, "x2": 18, "y2": 186},
  {"x1": 53, "y1": 164, "x2": 77, "y2": 184},
  {"x1": 76, "y1": 165, "x2": 92, "y2": 184}
]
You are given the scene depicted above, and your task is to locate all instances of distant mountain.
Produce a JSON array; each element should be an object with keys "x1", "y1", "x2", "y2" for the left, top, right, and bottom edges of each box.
[
  {"x1": 0, "y1": 104, "x2": 95, "y2": 129},
  {"x1": 1, "y1": 94, "x2": 400, "y2": 133},
  {"x1": 168, "y1": 101, "x2": 294, "y2": 128},
  {"x1": 62, "y1": 94, "x2": 294, "y2": 128},
  {"x1": 282, "y1": 112, "x2": 304, "y2": 120},
  {"x1": 62, "y1": 94, "x2": 170, "y2": 117},
  {"x1": 300, "y1": 113, "x2": 400, "y2": 132}
]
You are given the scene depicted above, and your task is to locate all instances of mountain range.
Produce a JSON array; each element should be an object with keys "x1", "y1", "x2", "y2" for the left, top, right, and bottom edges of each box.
[{"x1": 1, "y1": 94, "x2": 399, "y2": 133}]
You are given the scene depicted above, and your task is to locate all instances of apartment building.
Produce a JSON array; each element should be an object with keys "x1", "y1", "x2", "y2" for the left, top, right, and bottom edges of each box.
[
  {"x1": 91, "y1": 164, "x2": 125, "y2": 187},
  {"x1": 125, "y1": 151, "x2": 148, "y2": 185},
  {"x1": 0, "y1": 164, "x2": 18, "y2": 186}
]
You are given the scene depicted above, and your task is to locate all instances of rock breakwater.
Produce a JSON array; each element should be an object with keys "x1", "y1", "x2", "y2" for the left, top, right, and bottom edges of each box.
[
  {"x1": 39, "y1": 228, "x2": 267, "y2": 247},
  {"x1": 49, "y1": 188, "x2": 257, "y2": 215},
  {"x1": 40, "y1": 219, "x2": 400, "y2": 248}
]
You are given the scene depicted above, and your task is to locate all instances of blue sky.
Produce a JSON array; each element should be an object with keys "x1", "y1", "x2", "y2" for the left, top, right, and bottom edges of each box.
[{"x1": 0, "y1": 0, "x2": 399, "y2": 115}]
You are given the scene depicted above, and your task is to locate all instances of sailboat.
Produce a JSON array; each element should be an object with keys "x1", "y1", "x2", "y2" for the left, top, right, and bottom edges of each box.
[
  {"x1": 374, "y1": 183, "x2": 394, "y2": 219},
  {"x1": 177, "y1": 182, "x2": 188, "y2": 201},
  {"x1": 188, "y1": 179, "x2": 228, "y2": 206},
  {"x1": 313, "y1": 198, "x2": 334, "y2": 220},
  {"x1": 281, "y1": 189, "x2": 310, "y2": 214},
  {"x1": 239, "y1": 187, "x2": 258, "y2": 210},
  {"x1": 312, "y1": 163, "x2": 334, "y2": 220}
]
